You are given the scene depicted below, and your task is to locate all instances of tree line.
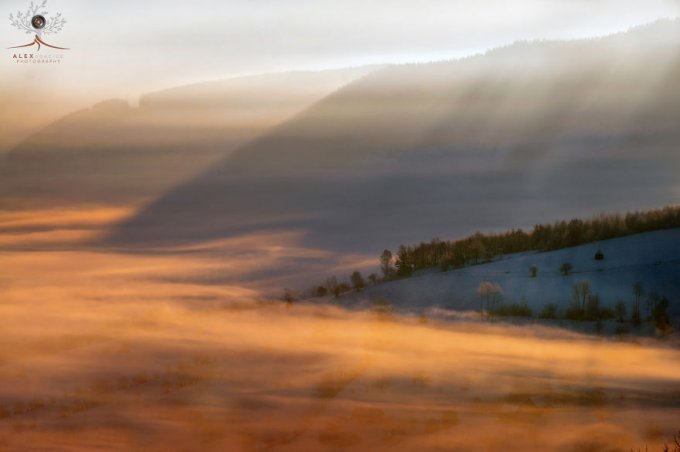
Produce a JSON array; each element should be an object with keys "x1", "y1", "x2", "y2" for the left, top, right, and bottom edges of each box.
[
  {"x1": 479, "y1": 279, "x2": 672, "y2": 334},
  {"x1": 288, "y1": 205, "x2": 680, "y2": 302},
  {"x1": 393, "y1": 205, "x2": 680, "y2": 277}
]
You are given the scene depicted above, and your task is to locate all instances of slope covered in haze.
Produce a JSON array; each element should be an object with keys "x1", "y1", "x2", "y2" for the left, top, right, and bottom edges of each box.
[
  {"x1": 107, "y1": 20, "x2": 680, "y2": 264},
  {"x1": 0, "y1": 67, "x2": 377, "y2": 208}
]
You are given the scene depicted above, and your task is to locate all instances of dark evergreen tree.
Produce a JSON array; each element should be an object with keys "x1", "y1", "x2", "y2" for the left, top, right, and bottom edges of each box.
[{"x1": 395, "y1": 245, "x2": 414, "y2": 278}]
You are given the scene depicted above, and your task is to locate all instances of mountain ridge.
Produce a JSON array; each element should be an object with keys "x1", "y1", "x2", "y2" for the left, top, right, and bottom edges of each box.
[
  {"x1": 104, "y1": 19, "x2": 680, "y2": 261},
  {"x1": 0, "y1": 67, "x2": 378, "y2": 207}
]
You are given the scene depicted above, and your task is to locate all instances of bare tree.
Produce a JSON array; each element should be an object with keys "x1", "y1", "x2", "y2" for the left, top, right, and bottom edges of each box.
[
  {"x1": 571, "y1": 280, "x2": 591, "y2": 315},
  {"x1": 664, "y1": 430, "x2": 680, "y2": 452},
  {"x1": 645, "y1": 289, "x2": 659, "y2": 321},
  {"x1": 379, "y1": 249, "x2": 394, "y2": 280},
  {"x1": 631, "y1": 282, "x2": 644, "y2": 325},
  {"x1": 477, "y1": 282, "x2": 503, "y2": 318}
]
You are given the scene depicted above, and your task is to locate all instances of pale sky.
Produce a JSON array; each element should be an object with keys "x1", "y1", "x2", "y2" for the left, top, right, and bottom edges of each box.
[{"x1": 1, "y1": 0, "x2": 679, "y2": 150}]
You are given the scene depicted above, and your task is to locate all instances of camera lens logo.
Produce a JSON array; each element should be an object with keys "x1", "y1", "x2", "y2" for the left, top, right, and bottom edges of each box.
[
  {"x1": 31, "y1": 15, "x2": 46, "y2": 30},
  {"x1": 8, "y1": 1, "x2": 69, "y2": 51}
]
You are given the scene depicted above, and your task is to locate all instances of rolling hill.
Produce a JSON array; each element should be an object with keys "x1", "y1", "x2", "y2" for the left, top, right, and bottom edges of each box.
[
  {"x1": 105, "y1": 19, "x2": 680, "y2": 261},
  {"x1": 0, "y1": 66, "x2": 377, "y2": 208},
  {"x1": 334, "y1": 228, "x2": 680, "y2": 321}
]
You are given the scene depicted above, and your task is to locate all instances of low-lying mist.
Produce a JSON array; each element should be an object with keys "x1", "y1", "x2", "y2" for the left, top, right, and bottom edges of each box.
[{"x1": 1, "y1": 207, "x2": 679, "y2": 451}]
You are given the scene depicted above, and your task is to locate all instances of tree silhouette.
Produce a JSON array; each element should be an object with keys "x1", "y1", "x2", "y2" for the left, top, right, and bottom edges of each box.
[
  {"x1": 631, "y1": 282, "x2": 644, "y2": 326},
  {"x1": 367, "y1": 273, "x2": 378, "y2": 285},
  {"x1": 326, "y1": 276, "x2": 339, "y2": 297},
  {"x1": 350, "y1": 270, "x2": 366, "y2": 291},
  {"x1": 653, "y1": 296, "x2": 671, "y2": 333},
  {"x1": 395, "y1": 245, "x2": 413, "y2": 277},
  {"x1": 477, "y1": 282, "x2": 503, "y2": 318},
  {"x1": 614, "y1": 300, "x2": 627, "y2": 323},
  {"x1": 382, "y1": 205, "x2": 680, "y2": 276},
  {"x1": 560, "y1": 262, "x2": 573, "y2": 276},
  {"x1": 379, "y1": 249, "x2": 394, "y2": 280},
  {"x1": 539, "y1": 303, "x2": 558, "y2": 319},
  {"x1": 645, "y1": 290, "x2": 659, "y2": 321},
  {"x1": 468, "y1": 234, "x2": 486, "y2": 264},
  {"x1": 282, "y1": 288, "x2": 299, "y2": 305},
  {"x1": 571, "y1": 280, "x2": 591, "y2": 316}
]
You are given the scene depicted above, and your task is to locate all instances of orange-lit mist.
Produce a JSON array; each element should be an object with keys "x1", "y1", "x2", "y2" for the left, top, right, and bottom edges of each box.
[{"x1": 1, "y1": 207, "x2": 679, "y2": 451}]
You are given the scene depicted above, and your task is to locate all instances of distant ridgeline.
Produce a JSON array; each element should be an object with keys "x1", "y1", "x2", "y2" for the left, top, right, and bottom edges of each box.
[{"x1": 392, "y1": 205, "x2": 680, "y2": 278}]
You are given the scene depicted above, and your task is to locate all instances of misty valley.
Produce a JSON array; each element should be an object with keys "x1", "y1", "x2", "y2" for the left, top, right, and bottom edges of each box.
[{"x1": 1, "y1": 14, "x2": 680, "y2": 452}]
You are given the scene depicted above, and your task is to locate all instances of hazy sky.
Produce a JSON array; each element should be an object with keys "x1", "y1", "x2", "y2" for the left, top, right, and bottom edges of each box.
[{"x1": 1, "y1": 0, "x2": 679, "y2": 149}]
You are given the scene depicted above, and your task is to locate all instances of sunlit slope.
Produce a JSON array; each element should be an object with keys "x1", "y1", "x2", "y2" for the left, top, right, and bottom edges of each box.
[
  {"x1": 226, "y1": 21, "x2": 680, "y2": 171},
  {"x1": 341, "y1": 228, "x2": 680, "y2": 317},
  {"x1": 0, "y1": 67, "x2": 377, "y2": 208},
  {"x1": 107, "y1": 20, "x2": 680, "y2": 252}
]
